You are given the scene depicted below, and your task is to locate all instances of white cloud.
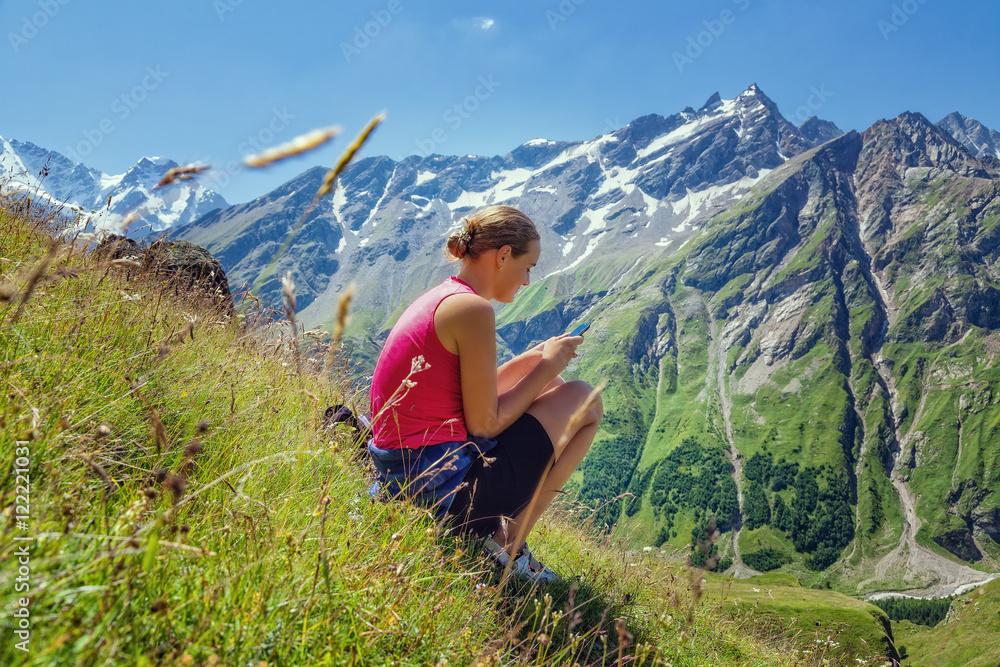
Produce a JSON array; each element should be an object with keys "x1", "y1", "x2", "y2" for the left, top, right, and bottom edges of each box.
[{"x1": 474, "y1": 17, "x2": 495, "y2": 30}]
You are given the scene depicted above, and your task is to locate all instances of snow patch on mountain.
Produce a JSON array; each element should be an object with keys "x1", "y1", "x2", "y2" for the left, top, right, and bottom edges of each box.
[
  {"x1": 638, "y1": 114, "x2": 722, "y2": 159},
  {"x1": 492, "y1": 167, "x2": 533, "y2": 199},
  {"x1": 452, "y1": 188, "x2": 493, "y2": 210},
  {"x1": 583, "y1": 196, "x2": 621, "y2": 234},
  {"x1": 547, "y1": 134, "x2": 617, "y2": 169},
  {"x1": 167, "y1": 83, "x2": 850, "y2": 335},
  {"x1": 595, "y1": 165, "x2": 637, "y2": 197},
  {"x1": 671, "y1": 169, "x2": 770, "y2": 233},
  {"x1": 548, "y1": 232, "x2": 607, "y2": 278}
]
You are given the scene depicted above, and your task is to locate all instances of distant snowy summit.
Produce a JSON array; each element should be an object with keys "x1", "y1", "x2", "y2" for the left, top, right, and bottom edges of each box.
[
  {"x1": 937, "y1": 112, "x2": 1000, "y2": 161},
  {"x1": 0, "y1": 135, "x2": 227, "y2": 236}
]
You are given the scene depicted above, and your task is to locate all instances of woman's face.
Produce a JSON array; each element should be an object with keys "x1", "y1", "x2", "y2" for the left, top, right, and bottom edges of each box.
[{"x1": 497, "y1": 239, "x2": 541, "y2": 303}]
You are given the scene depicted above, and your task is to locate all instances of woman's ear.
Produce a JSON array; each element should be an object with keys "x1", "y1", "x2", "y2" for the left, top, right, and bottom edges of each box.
[{"x1": 497, "y1": 244, "x2": 512, "y2": 268}]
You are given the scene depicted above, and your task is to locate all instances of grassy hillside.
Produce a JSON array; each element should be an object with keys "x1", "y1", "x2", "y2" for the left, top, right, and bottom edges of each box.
[
  {"x1": 0, "y1": 195, "x2": 894, "y2": 665},
  {"x1": 893, "y1": 579, "x2": 1000, "y2": 666},
  {"x1": 703, "y1": 572, "x2": 897, "y2": 661}
]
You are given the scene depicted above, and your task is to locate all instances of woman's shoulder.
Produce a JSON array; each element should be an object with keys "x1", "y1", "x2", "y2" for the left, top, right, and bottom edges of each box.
[
  {"x1": 436, "y1": 291, "x2": 493, "y2": 320},
  {"x1": 434, "y1": 291, "x2": 493, "y2": 354}
]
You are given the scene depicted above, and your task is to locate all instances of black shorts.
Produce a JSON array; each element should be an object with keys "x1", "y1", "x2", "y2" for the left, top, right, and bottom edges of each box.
[{"x1": 447, "y1": 412, "x2": 555, "y2": 537}]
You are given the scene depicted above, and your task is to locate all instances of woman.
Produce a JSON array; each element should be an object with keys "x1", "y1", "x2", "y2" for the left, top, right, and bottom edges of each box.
[{"x1": 367, "y1": 205, "x2": 603, "y2": 582}]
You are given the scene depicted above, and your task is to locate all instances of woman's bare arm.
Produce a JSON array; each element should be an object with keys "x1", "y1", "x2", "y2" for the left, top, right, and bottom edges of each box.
[
  {"x1": 496, "y1": 342, "x2": 544, "y2": 394},
  {"x1": 436, "y1": 294, "x2": 578, "y2": 438}
]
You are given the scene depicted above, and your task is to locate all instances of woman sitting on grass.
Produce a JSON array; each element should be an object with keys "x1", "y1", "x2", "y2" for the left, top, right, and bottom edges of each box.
[{"x1": 367, "y1": 204, "x2": 603, "y2": 583}]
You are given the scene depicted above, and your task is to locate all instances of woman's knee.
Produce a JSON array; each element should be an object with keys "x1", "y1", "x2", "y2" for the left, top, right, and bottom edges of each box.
[
  {"x1": 526, "y1": 380, "x2": 602, "y2": 444},
  {"x1": 564, "y1": 380, "x2": 603, "y2": 425}
]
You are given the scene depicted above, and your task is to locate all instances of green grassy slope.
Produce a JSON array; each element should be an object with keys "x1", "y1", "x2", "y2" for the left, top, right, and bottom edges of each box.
[
  {"x1": 564, "y1": 125, "x2": 1000, "y2": 588},
  {"x1": 893, "y1": 579, "x2": 1000, "y2": 666},
  {"x1": 704, "y1": 572, "x2": 898, "y2": 662},
  {"x1": 0, "y1": 197, "x2": 876, "y2": 665},
  {"x1": 577, "y1": 137, "x2": 868, "y2": 574}
]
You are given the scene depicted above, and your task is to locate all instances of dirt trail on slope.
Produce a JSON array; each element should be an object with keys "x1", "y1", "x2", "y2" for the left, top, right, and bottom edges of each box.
[
  {"x1": 703, "y1": 300, "x2": 761, "y2": 579},
  {"x1": 858, "y1": 272, "x2": 997, "y2": 598},
  {"x1": 861, "y1": 440, "x2": 999, "y2": 599},
  {"x1": 845, "y1": 372, "x2": 869, "y2": 566}
]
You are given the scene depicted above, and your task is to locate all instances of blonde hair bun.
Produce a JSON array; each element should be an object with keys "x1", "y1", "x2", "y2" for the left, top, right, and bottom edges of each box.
[{"x1": 445, "y1": 205, "x2": 538, "y2": 262}]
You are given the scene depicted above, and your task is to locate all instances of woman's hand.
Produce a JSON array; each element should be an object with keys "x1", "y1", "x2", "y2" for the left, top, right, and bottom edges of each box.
[{"x1": 540, "y1": 334, "x2": 583, "y2": 374}]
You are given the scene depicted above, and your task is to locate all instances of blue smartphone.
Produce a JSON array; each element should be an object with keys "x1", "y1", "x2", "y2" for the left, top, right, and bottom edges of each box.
[{"x1": 569, "y1": 322, "x2": 591, "y2": 337}]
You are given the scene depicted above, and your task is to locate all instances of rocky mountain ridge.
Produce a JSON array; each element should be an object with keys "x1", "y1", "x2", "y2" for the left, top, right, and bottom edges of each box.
[
  {"x1": 170, "y1": 84, "x2": 845, "y2": 332},
  {"x1": 572, "y1": 109, "x2": 1000, "y2": 594},
  {"x1": 161, "y1": 88, "x2": 1000, "y2": 590},
  {"x1": 937, "y1": 112, "x2": 1000, "y2": 162},
  {"x1": 0, "y1": 135, "x2": 228, "y2": 235}
]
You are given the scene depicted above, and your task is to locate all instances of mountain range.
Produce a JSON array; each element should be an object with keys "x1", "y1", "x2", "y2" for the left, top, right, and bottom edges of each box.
[
  {"x1": 0, "y1": 136, "x2": 227, "y2": 235},
  {"x1": 166, "y1": 85, "x2": 846, "y2": 329},
  {"x1": 3, "y1": 84, "x2": 998, "y2": 595}
]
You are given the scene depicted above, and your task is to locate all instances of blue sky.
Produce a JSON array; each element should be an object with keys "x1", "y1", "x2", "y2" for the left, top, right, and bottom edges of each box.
[{"x1": 2, "y1": 0, "x2": 998, "y2": 204}]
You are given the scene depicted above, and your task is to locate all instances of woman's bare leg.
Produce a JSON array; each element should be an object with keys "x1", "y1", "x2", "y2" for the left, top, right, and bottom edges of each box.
[{"x1": 491, "y1": 380, "x2": 603, "y2": 556}]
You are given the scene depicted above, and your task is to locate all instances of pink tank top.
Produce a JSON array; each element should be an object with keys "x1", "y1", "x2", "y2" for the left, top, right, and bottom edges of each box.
[{"x1": 369, "y1": 276, "x2": 477, "y2": 450}]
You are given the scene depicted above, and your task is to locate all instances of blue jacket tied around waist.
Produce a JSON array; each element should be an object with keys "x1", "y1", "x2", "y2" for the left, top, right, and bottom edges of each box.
[{"x1": 367, "y1": 435, "x2": 498, "y2": 516}]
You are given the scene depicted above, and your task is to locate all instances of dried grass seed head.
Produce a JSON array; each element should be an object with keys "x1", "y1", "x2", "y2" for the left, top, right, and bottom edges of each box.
[
  {"x1": 183, "y1": 438, "x2": 203, "y2": 458},
  {"x1": 280, "y1": 272, "x2": 296, "y2": 314},
  {"x1": 243, "y1": 126, "x2": 341, "y2": 167},
  {"x1": 315, "y1": 112, "x2": 385, "y2": 200},
  {"x1": 332, "y1": 283, "x2": 355, "y2": 344},
  {"x1": 164, "y1": 473, "x2": 187, "y2": 502},
  {"x1": 155, "y1": 164, "x2": 212, "y2": 189}
]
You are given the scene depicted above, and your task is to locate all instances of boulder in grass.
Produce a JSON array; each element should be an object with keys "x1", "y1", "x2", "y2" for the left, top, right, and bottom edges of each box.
[
  {"x1": 144, "y1": 238, "x2": 233, "y2": 312},
  {"x1": 94, "y1": 235, "x2": 233, "y2": 312},
  {"x1": 94, "y1": 234, "x2": 143, "y2": 261}
]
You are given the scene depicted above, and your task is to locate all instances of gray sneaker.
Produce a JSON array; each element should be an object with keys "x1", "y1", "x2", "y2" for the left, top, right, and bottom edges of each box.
[{"x1": 483, "y1": 538, "x2": 560, "y2": 583}]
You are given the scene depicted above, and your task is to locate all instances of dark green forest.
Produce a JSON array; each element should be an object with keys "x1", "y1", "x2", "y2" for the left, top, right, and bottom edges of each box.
[
  {"x1": 743, "y1": 451, "x2": 855, "y2": 570},
  {"x1": 871, "y1": 596, "x2": 955, "y2": 627},
  {"x1": 615, "y1": 444, "x2": 856, "y2": 570}
]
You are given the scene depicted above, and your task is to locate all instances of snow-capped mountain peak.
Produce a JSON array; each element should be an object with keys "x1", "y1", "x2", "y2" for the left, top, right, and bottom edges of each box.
[
  {"x1": 0, "y1": 136, "x2": 228, "y2": 235},
  {"x1": 937, "y1": 112, "x2": 1000, "y2": 160}
]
